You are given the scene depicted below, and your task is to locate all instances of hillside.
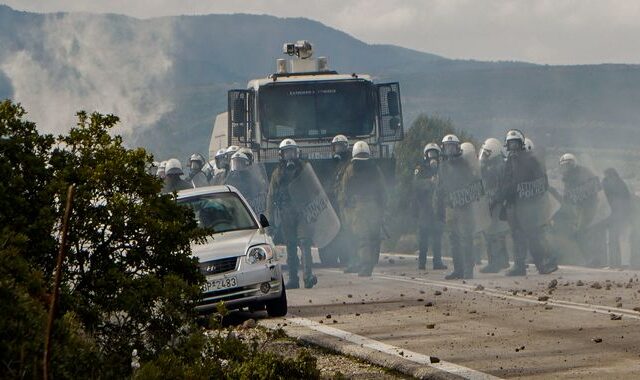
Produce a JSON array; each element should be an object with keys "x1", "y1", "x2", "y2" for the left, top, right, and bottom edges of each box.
[{"x1": 0, "y1": 4, "x2": 639, "y2": 159}]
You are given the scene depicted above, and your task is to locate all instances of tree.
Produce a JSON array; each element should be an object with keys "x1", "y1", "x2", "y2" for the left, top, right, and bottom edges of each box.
[
  {"x1": 0, "y1": 100, "x2": 55, "y2": 377},
  {"x1": 0, "y1": 101, "x2": 208, "y2": 377}
]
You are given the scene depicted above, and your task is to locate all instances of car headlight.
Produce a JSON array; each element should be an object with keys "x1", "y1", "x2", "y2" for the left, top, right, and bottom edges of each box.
[{"x1": 246, "y1": 244, "x2": 273, "y2": 264}]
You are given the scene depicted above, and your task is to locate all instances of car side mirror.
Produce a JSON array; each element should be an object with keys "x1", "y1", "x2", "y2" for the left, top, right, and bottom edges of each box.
[{"x1": 259, "y1": 214, "x2": 270, "y2": 228}]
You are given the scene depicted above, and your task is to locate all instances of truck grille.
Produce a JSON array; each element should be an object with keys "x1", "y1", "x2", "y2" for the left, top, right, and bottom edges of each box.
[{"x1": 200, "y1": 257, "x2": 238, "y2": 276}]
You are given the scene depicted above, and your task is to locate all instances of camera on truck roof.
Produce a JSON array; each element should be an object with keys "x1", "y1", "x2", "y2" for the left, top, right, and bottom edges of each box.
[{"x1": 282, "y1": 40, "x2": 313, "y2": 59}]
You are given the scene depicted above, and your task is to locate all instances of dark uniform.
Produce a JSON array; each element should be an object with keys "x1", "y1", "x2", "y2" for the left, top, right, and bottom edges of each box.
[
  {"x1": 602, "y1": 168, "x2": 632, "y2": 267},
  {"x1": 162, "y1": 175, "x2": 191, "y2": 193},
  {"x1": 498, "y1": 150, "x2": 557, "y2": 275},
  {"x1": 211, "y1": 169, "x2": 228, "y2": 186},
  {"x1": 413, "y1": 162, "x2": 446, "y2": 270},
  {"x1": 339, "y1": 159, "x2": 386, "y2": 277},
  {"x1": 267, "y1": 160, "x2": 316, "y2": 289},
  {"x1": 560, "y1": 164, "x2": 605, "y2": 267},
  {"x1": 480, "y1": 155, "x2": 510, "y2": 272},
  {"x1": 437, "y1": 155, "x2": 480, "y2": 279}
]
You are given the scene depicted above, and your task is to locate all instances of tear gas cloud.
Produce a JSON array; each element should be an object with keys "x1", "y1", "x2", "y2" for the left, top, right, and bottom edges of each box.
[{"x1": 0, "y1": 13, "x2": 175, "y2": 138}]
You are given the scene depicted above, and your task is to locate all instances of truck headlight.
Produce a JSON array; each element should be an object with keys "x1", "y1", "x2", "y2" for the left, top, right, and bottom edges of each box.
[{"x1": 246, "y1": 245, "x2": 273, "y2": 264}]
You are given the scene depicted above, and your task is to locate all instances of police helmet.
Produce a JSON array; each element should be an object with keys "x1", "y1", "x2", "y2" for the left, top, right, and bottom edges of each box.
[
  {"x1": 524, "y1": 138, "x2": 534, "y2": 152},
  {"x1": 559, "y1": 153, "x2": 577, "y2": 167},
  {"x1": 165, "y1": 158, "x2": 183, "y2": 176},
  {"x1": 423, "y1": 143, "x2": 441, "y2": 159},
  {"x1": 505, "y1": 130, "x2": 525, "y2": 152},
  {"x1": 279, "y1": 138, "x2": 299, "y2": 161},
  {"x1": 351, "y1": 141, "x2": 371, "y2": 161},
  {"x1": 441, "y1": 134, "x2": 461, "y2": 157}
]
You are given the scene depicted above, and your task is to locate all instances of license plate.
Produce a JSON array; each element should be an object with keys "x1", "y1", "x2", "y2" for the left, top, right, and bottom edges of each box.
[{"x1": 201, "y1": 276, "x2": 238, "y2": 293}]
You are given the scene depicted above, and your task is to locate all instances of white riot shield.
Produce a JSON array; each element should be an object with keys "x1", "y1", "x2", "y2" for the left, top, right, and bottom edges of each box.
[{"x1": 288, "y1": 163, "x2": 341, "y2": 248}]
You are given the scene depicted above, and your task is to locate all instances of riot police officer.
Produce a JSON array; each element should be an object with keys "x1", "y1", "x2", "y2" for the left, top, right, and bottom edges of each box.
[
  {"x1": 266, "y1": 139, "x2": 317, "y2": 289},
  {"x1": 602, "y1": 167, "x2": 632, "y2": 267},
  {"x1": 211, "y1": 148, "x2": 230, "y2": 185},
  {"x1": 437, "y1": 135, "x2": 482, "y2": 280},
  {"x1": 558, "y1": 153, "x2": 607, "y2": 267},
  {"x1": 339, "y1": 141, "x2": 386, "y2": 277},
  {"x1": 162, "y1": 158, "x2": 191, "y2": 193},
  {"x1": 226, "y1": 151, "x2": 268, "y2": 216},
  {"x1": 478, "y1": 138, "x2": 510, "y2": 273},
  {"x1": 496, "y1": 130, "x2": 558, "y2": 276},
  {"x1": 413, "y1": 143, "x2": 447, "y2": 270},
  {"x1": 320, "y1": 134, "x2": 353, "y2": 269},
  {"x1": 188, "y1": 153, "x2": 210, "y2": 187}
]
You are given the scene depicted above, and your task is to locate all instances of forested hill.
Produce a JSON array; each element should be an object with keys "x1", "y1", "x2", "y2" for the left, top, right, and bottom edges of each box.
[{"x1": 1, "y1": 4, "x2": 639, "y2": 159}]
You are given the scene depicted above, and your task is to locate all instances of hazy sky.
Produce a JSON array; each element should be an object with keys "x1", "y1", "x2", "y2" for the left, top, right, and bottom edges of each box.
[{"x1": 3, "y1": 0, "x2": 640, "y2": 65}]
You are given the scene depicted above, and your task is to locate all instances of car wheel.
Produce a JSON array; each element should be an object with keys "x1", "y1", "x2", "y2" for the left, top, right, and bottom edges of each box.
[{"x1": 266, "y1": 278, "x2": 288, "y2": 317}]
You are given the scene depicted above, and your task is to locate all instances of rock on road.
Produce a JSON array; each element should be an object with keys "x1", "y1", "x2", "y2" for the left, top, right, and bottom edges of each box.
[{"x1": 266, "y1": 254, "x2": 640, "y2": 379}]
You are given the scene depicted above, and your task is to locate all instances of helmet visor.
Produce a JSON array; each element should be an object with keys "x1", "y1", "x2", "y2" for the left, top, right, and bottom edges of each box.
[
  {"x1": 281, "y1": 148, "x2": 299, "y2": 161},
  {"x1": 443, "y1": 142, "x2": 459, "y2": 156},
  {"x1": 190, "y1": 160, "x2": 203, "y2": 171},
  {"x1": 506, "y1": 139, "x2": 523, "y2": 152},
  {"x1": 479, "y1": 148, "x2": 492, "y2": 161},
  {"x1": 332, "y1": 142, "x2": 348, "y2": 154},
  {"x1": 425, "y1": 149, "x2": 439, "y2": 160},
  {"x1": 215, "y1": 156, "x2": 229, "y2": 169},
  {"x1": 230, "y1": 157, "x2": 250, "y2": 171}
]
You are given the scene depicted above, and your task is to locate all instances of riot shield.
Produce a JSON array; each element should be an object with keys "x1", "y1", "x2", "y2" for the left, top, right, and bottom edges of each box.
[
  {"x1": 287, "y1": 163, "x2": 341, "y2": 248},
  {"x1": 225, "y1": 165, "x2": 269, "y2": 216},
  {"x1": 445, "y1": 175, "x2": 491, "y2": 234},
  {"x1": 472, "y1": 195, "x2": 492, "y2": 234},
  {"x1": 515, "y1": 190, "x2": 561, "y2": 231},
  {"x1": 189, "y1": 171, "x2": 210, "y2": 188},
  {"x1": 563, "y1": 176, "x2": 611, "y2": 229}
]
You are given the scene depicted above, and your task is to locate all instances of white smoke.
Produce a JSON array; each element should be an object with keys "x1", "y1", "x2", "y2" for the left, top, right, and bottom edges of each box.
[{"x1": 0, "y1": 13, "x2": 175, "y2": 137}]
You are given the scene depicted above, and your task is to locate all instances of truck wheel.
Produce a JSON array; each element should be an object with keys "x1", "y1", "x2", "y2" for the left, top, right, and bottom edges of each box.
[
  {"x1": 266, "y1": 279, "x2": 288, "y2": 317},
  {"x1": 319, "y1": 247, "x2": 339, "y2": 267}
]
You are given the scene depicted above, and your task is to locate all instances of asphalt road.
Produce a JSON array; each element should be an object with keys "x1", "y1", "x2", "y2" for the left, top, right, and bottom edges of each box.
[{"x1": 273, "y1": 254, "x2": 640, "y2": 379}]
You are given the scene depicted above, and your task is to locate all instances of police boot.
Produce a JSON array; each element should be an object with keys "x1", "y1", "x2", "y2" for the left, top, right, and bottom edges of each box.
[
  {"x1": 286, "y1": 243, "x2": 300, "y2": 289},
  {"x1": 286, "y1": 276, "x2": 300, "y2": 289},
  {"x1": 444, "y1": 271, "x2": 464, "y2": 280},
  {"x1": 303, "y1": 275, "x2": 318, "y2": 288},
  {"x1": 538, "y1": 257, "x2": 558, "y2": 275},
  {"x1": 300, "y1": 241, "x2": 317, "y2": 289},
  {"x1": 433, "y1": 259, "x2": 448, "y2": 270},
  {"x1": 480, "y1": 260, "x2": 502, "y2": 273},
  {"x1": 418, "y1": 250, "x2": 427, "y2": 270},
  {"x1": 505, "y1": 262, "x2": 526, "y2": 276},
  {"x1": 463, "y1": 252, "x2": 475, "y2": 279},
  {"x1": 480, "y1": 250, "x2": 503, "y2": 273}
]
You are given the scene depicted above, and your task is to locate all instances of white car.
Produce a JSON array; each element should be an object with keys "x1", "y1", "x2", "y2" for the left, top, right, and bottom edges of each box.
[{"x1": 177, "y1": 185, "x2": 287, "y2": 316}]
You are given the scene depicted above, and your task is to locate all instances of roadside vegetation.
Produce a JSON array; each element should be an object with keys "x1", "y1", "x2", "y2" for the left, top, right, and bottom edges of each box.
[{"x1": 0, "y1": 100, "x2": 319, "y2": 379}]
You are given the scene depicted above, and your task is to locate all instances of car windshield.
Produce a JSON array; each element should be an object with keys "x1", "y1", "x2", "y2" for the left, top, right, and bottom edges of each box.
[
  {"x1": 258, "y1": 80, "x2": 375, "y2": 139},
  {"x1": 178, "y1": 192, "x2": 258, "y2": 234}
]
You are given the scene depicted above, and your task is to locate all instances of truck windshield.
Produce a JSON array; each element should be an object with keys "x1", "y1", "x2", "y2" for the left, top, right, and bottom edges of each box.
[{"x1": 258, "y1": 80, "x2": 375, "y2": 139}]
